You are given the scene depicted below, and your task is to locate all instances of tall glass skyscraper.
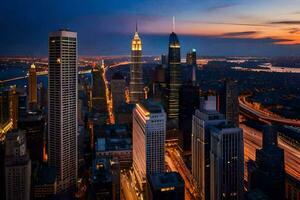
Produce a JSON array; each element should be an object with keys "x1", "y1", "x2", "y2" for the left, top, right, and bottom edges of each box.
[
  {"x1": 129, "y1": 26, "x2": 144, "y2": 103},
  {"x1": 48, "y1": 30, "x2": 78, "y2": 192},
  {"x1": 166, "y1": 31, "x2": 181, "y2": 127}
]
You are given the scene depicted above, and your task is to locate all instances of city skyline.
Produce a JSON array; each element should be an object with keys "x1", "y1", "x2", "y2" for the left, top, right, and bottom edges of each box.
[
  {"x1": 1, "y1": 0, "x2": 300, "y2": 56},
  {"x1": 1, "y1": 2, "x2": 300, "y2": 199}
]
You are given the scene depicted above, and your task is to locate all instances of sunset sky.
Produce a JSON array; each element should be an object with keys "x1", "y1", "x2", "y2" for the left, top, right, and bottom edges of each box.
[{"x1": 1, "y1": 0, "x2": 300, "y2": 56}]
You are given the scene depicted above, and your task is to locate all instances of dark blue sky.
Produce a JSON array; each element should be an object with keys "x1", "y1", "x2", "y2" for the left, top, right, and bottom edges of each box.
[{"x1": 1, "y1": 0, "x2": 300, "y2": 56}]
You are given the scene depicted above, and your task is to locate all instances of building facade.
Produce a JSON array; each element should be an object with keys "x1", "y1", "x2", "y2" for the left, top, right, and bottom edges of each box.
[
  {"x1": 210, "y1": 124, "x2": 244, "y2": 200},
  {"x1": 192, "y1": 109, "x2": 226, "y2": 200},
  {"x1": 48, "y1": 30, "x2": 78, "y2": 192},
  {"x1": 5, "y1": 130, "x2": 31, "y2": 200},
  {"x1": 129, "y1": 27, "x2": 144, "y2": 103},
  {"x1": 133, "y1": 101, "x2": 166, "y2": 190}
]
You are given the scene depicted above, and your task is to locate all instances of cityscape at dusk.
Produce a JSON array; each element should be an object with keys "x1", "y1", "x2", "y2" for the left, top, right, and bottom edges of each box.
[{"x1": 1, "y1": 1, "x2": 300, "y2": 200}]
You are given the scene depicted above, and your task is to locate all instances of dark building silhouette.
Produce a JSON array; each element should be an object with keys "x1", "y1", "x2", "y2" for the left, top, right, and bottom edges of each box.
[
  {"x1": 247, "y1": 125, "x2": 285, "y2": 200},
  {"x1": 92, "y1": 61, "x2": 108, "y2": 114},
  {"x1": 147, "y1": 172, "x2": 185, "y2": 200},
  {"x1": 179, "y1": 82, "x2": 200, "y2": 152},
  {"x1": 91, "y1": 158, "x2": 120, "y2": 200},
  {"x1": 18, "y1": 112, "x2": 45, "y2": 162},
  {"x1": 218, "y1": 79, "x2": 239, "y2": 127},
  {"x1": 165, "y1": 31, "x2": 181, "y2": 128}
]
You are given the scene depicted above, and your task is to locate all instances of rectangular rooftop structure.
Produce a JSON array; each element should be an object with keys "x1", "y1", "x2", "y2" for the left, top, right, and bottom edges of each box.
[{"x1": 147, "y1": 172, "x2": 185, "y2": 200}]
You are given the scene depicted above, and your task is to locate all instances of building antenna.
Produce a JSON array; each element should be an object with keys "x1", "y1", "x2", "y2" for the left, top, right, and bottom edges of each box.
[
  {"x1": 136, "y1": 21, "x2": 138, "y2": 32},
  {"x1": 172, "y1": 16, "x2": 175, "y2": 32}
]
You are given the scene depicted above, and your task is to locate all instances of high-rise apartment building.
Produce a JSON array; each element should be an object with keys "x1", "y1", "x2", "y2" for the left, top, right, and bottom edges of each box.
[
  {"x1": 48, "y1": 30, "x2": 78, "y2": 192},
  {"x1": 28, "y1": 63, "x2": 37, "y2": 110},
  {"x1": 130, "y1": 25, "x2": 144, "y2": 103},
  {"x1": 166, "y1": 29, "x2": 181, "y2": 127},
  {"x1": 210, "y1": 124, "x2": 244, "y2": 200},
  {"x1": 133, "y1": 100, "x2": 166, "y2": 191},
  {"x1": 5, "y1": 130, "x2": 31, "y2": 200},
  {"x1": 111, "y1": 72, "x2": 126, "y2": 112},
  {"x1": 192, "y1": 109, "x2": 226, "y2": 200}
]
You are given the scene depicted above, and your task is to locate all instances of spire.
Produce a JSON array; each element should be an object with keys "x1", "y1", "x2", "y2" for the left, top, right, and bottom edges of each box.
[
  {"x1": 136, "y1": 21, "x2": 138, "y2": 33},
  {"x1": 172, "y1": 16, "x2": 175, "y2": 32}
]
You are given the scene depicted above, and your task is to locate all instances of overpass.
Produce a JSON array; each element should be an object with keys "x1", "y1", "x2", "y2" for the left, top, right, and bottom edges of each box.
[{"x1": 239, "y1": 97, "x2": 300, "y2": 127}]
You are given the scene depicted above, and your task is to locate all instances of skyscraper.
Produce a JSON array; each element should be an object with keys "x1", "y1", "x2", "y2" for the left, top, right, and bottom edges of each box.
[
  {"x1": 5, "y1": 130, "x2": 31, "y2": 200},
  {"x1": 192, "y1": 109, "x2": 226, "y2": 200},
  {"x1": 92, "y1": 60, "x2": 107, "y2": 113},
  {"x1": 166, "y1": 23, "x2": 181, "y2": 127},
  {"x1": 247, "y1": 125, "x2": 285, "y2": 200},
  {"x1": 111, "y1": 72, "x2": 126, "y2": 112},
  {"x1": 48, "y1": 30, "x2": 78, "y2": 192},
  {"x1": 218, "y1": 79, "x2": 239, "y2": 127},
  {"x1": 28, "y1": 63, "x2": 37, "y2": 110},
  {"x1": 133, "y1": 100, "x2": 166, "y2": 191},
  {"x1": 179, "y1": 82, "x2": 200, "y2": 152},
  {"x1": 186, "y1": 48, "x2": 197, "y2": 66},
  {"x1": 130, "y1": 25, "x2": 144, "y2": 103},
  {"x1": 210, "y1": 124, "x2": 244, "y2": 200}
]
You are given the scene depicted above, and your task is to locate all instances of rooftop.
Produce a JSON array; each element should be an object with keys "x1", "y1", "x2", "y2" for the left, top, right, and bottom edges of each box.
[
  {"x1": 148, "y1": 172, "x2": 184, "y2": 191},
  {"x1": 137, "y1": 100, "x2": 163, "y2": 114}
]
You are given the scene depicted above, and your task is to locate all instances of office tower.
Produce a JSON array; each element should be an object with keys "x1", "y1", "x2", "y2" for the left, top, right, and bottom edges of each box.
[
  {"x1": 111, "y1": 72, "x2": 126, "y2": 112},
  {"x1": 18, "y1": 112, "x2": 44, "y2": 162},
  {"x1": 186, "y1": 48, "x2": 197, "y2": 66},
  {"x1": 200, "y1": 95, "x2": 217, "y2": 111},
  {"x1": 147, "y1": 172, "x2": 185, "y2": 200},
  {"x1": 133, "y1": 100, "x2": 166, "y2": 191},
  {"x1": 28, "y1": 63, "x2": 37, "y2": 110},
  {"x1": 129, "y1": 25, "x2": 144, "y2": 103},
  {"x1": 210, "y1": 124, "x2": 244, "y2": 200},
  {"x1": 192, "y1": 110, "x2": 226, "y2": 200},
  {"x1": 9, "y1": 85, "x2": 18, "y2": 129},
  {"x1": 247, "y1": 126, "x2": 285, "y2": 200},
  {"x1": 179, "y1": 82, "x2": 200, "y2": 152},
  {"x1": 218, "y1": 79, "x2": 239, "y2": 126},
  {"x1": 48, "y1": 30, "x2": 78, "y2": 192},
  {"x1": 92, "y1": 60, "x2": 107, "y2": 113},
  {"x1": 166, "y1": 26, "x2": 181, "y2": 127},
  {"x1": 5, "y1": 130, "x2": 31, "y2": 200}
]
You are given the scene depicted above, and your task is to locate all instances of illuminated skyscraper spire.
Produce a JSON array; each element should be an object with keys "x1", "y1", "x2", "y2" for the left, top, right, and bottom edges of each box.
[
  {"x1": 172, "y1": 16, "x2": 175, "y2": 32},
  {"x1": 130, "y1": 23, "x2": 144, "y2": 103}
]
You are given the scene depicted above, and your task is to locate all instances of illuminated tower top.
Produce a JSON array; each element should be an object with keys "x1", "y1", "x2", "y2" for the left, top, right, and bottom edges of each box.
[
  {"x1": 132, "y1": 24, "x2": 142, "y2": 51},
  {"x1": 31, "y1": 63, "x2": 36, "y2": 69}
]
